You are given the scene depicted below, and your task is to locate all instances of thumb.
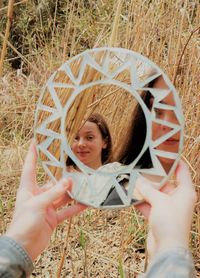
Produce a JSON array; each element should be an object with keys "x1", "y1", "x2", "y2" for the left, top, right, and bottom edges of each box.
[
  {"x1": 175, "y1": 160, "x2": 197, "y2": 201},
  {"x1": 20, "y1": 140, "x2": 37, "y2": 190},
  {"x1": 135, "y1": 177, "x2": 163, "y2": 206},
  {"x1": 16, "y1": 140, "x2": 38, "y2": 205},
  {"x1": 175, "y1": 161, "x2": 192, "y2": 193},
  {"x1": 37, "y1": 178, "x2": 72, "y2": 207}
]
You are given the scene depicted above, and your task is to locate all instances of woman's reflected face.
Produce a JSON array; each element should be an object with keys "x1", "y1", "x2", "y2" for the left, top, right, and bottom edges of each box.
[
  {"x1": 71, "y1": 121, "x2": 107, "y2": 169},
  {"x1": 151, "y1": 77, "x2": 180, "y2": 165}
]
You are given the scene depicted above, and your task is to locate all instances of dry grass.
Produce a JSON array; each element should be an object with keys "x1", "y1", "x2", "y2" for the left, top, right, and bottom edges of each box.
[{"x1": 0, "y1": 0, "x2": 200, "y2": 277}]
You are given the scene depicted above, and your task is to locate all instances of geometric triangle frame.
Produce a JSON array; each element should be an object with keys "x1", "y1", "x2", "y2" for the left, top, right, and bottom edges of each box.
[{"x1": 34, "y1": 47, "x2": 184, "y2": 209}]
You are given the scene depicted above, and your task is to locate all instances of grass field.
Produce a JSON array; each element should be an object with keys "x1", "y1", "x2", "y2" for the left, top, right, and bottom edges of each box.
[{"x1": 0, "y1": 0, "x2": 199, "y2": 277}]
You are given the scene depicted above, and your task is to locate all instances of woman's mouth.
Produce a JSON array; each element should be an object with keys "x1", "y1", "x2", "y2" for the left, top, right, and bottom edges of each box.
[
  {"x1": 163, "y1": 138, "x2": 179, "y2": 146},
  {"x1": 77, "y1": 151, "x2": 90, "y2": 156}
]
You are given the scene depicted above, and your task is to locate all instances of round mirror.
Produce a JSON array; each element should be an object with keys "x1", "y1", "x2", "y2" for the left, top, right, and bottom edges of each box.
[{"x1": 34, "y1": 47, "x2": 184, "y2": 208}]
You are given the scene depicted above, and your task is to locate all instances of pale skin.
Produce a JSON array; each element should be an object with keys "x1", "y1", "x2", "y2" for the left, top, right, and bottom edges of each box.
[
  {"x1": 133, "y1": 76, "x2": 182, "y2": 199},
  {"x1": 4, "y1": 142, "x2": 196, "y2": 274},
  {"x1": 71, "y1": 121, "x2": 107, "y2": 169},
  {"x1": 6, "y1": 141, "x2": 87, "y2": 261},
  {"x1": 135, "y1": 160, "x2": 197, "y2": 262},
  {"x1": 151, "y1": 76, "x2": 180, "y2": 173}
]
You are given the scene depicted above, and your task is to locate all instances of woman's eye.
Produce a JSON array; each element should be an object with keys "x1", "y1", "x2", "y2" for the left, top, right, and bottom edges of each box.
[
  {"x1": 74, "y1": 136, "x2": 79, "y2": 141},
  {"x1": 87, "y1": 136, "x2": 94, "y2": 140},
  {"x1": 154, "y1": 108, "x2": 163, "y2": 117}
]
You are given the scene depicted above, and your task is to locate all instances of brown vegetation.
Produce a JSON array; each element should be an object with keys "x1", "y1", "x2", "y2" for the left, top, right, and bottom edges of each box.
[{"x1": 0, "y1": 0, "x2": 199, "y2": 277}]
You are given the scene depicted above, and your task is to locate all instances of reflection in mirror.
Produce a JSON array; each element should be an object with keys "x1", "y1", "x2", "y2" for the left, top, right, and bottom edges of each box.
[
  {"x1": 100, "y1": 74, "x2": 181, "y2": 206},
  {"x1": 64, "y1": 84, "x2": 147, "y2": 206},
  {"x1": 66, "y1": 113, "x2": 113, "y2": 170},
  {"x1": 117, "y1": 75, "x2": 180, "y2": 172},
  {"x1": 65, "y1": 84, "x2": 144, "y2": 173},
  {"x1": 34, "y1": 48, "x2": 183, "y2": 208},
  {"x1": 64, "y1": 75, "x2": 180, "y2": 206}
]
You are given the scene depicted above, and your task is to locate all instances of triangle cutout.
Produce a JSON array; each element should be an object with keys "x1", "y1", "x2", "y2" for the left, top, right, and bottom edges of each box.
[
  {"x1": 53, "y1": 70, "x2": 74, "y2": 85},
  {"x1": 135, "y1": 148, "x2": 153, "y2": 169},
  {"x1": 46, "y1": 118, "x2": 61, "y2": 134},
  {"x1": 101, "y1": 186, "x2": 124, "y2": 206},
  {"x1": 41, "y1": 88, "x2": 57, "y2": 109},
  {"x1": 112, "y1": 68, "x2": 132, "y2": 85},
  {"x1": 79, "y1": 63, "x2": 107, "y2": 85},
  {"x1": 92, "y1": 50, "x2": 110, "y2": 68},
  {"x1": 68, "y1": 56, "x2": 83, "y2": 80},
  {"x1": 54, "y1": 87, "x2": 73, "y2": 108},
  {"x1": 38, "y1": 148, "x2": 51, "y2": 162},
  {"x1": 45, "y1": 163, "x2": 63, "y2": 181},
  {"x1": 36, "y1": 110, "x2": 53, "y2": 128},
  {"x1": 46, "y1": 138, "x2": 61, "y2": 161}
]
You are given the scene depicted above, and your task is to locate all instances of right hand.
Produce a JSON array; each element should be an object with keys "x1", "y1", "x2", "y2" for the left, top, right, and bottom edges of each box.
[
  {"x1": 6, "y1": 141, "x2": 87, "y2": 261},
  {"x1": 135, "y1": 160, "x2": 197, "y2": 261}
]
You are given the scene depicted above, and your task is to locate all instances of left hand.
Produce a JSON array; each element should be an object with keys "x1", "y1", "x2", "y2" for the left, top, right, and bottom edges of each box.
[
  {"x1": 6, "y1": 141, "x2": 87, "y2": 261},
  {"x1": 135, "y1": 161, "x2": 196, "y2": 261},
  {"x1": 135, "y1": 182, "x2": 175, "y2": 260},
  {"x1": 135, "y1": 182, "x2": 175, "y2": 218}
]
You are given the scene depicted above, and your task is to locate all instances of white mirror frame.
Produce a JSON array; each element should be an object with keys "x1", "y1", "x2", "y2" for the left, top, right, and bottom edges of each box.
[{"x1": 34, "y1": 47, "x2": 184, "y2": 208}]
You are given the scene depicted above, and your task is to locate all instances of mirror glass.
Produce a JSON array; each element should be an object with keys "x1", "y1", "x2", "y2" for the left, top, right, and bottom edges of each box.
[{"x1": 34, "y1": 47, "x2": 184, "y2": 208}]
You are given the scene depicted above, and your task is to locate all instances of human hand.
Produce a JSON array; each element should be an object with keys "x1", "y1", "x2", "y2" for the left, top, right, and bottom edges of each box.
[
  {"x1": 135, "y1": 161, "x2": 197, "y2": 261},
  {"x1": 135, "y1": 182, "x2": 175, "y2": 218},
  {"x1": 6, "y1": 141, "x2": 87, "y2": 261}
]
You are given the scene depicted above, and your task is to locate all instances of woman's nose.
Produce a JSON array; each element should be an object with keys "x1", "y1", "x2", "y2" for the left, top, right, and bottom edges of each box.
[
  {"x1": 78, "y1": 138, "x2": 86, "y2": 147},
  {"x1": 161, "y1": 124, "x2": 171, "y2": 132},
  {"x1": 160, "y1": 111, "x2": 178, "y2": 133},
  {"x1": 162, "y1": 110, "x2": 178, "y2": 125}
]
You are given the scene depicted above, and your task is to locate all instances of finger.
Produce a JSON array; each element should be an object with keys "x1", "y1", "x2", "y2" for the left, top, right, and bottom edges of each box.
[
  {"x1": 57, "y1": 203, "x2": 87, "y2": 223},
  {"x1": 135, "y1": 177, "x2": 163, "y2": 205},
  {"x1": 20, "y1": 140, "x2": 37, "y2": 190},
  {"x1": 135, "y1": 202, "x2": 151, "y2": 219},
  {"x1": 39, "y1": 182, "x2": 54, "y2": 193},
  {"x1": 134, "y1": 178, "x2": 174, "y2": 218},
  {"x1": 16, "y1": 140, "x2": 38, "y2": 205},
  {"x1": 175, "y1": 160, "x2": 192, "y2": 190},
  {"x1": 53, "y1": 192, "x2": 72, "y2": 209},
  {"x1": 175, "y1": 160, "x2": 197, "y2": 200},
  {"x1": 146, "y1": 229, "x2": 156, "y2": 262},
  {"x1": 160, "y1": 182, "x2": 176, "y2": 195},
  {"x1": 28, "y1": 181, "x2": 54, "y2": 197},
  {"x1": 37, "y1": 179, "x2": 72, "y2": 207}
]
